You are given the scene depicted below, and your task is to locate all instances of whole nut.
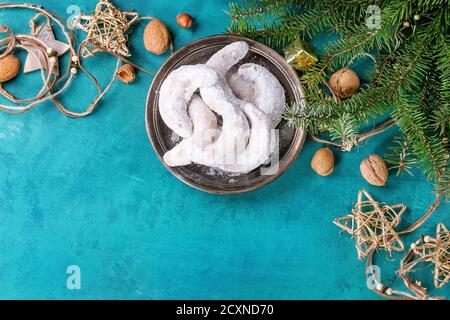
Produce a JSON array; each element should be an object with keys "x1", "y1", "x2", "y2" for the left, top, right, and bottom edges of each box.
[
  {"x1": 328, "y1": 68, "x2": 360, "y2": 99},
  {"x1": 143, "y1": 19, "x2": 171, "y2": 55},
  {"x1": 0, "y1": 54, "x2": 20, "y2": 83},
  {"x1": 311, "y1": 148, "x2": 334, "y2": 176},
  {"x1": 176, "y1": 13, "x2": 193, "y2": 29},
  {"x1": 360, "y1": 154, "x2": 388, "y2": 186}
]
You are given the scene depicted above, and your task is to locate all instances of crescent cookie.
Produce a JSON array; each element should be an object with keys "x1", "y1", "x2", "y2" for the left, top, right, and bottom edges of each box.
[
  {"x1": 163, "y1": 95, "x2": 220, "y2": 167},
  {"x1": 163, "y1": 42, "x2": 252, "y2": 168},
  {"x1": 161, "y1": 41, "x2": 286, "y2": 174},
  {"x1": 198, "y1": 83, "x2": 250, "y2": 165},
  {"x1": 164, "y1": 84, "x2": 250, "y2": 168},
  {"x1": 232, "y1": 63, "x2": 286, "y2": 128},
  {"x1": 205, "y1": 41, "x2": 252, "y2": 110},
  {"x1": 220, "y1": 103, "x2": 273, "y2": 173},
  {"x1": 158, "y1": 64, "x2": 219, "y2": 138},
  {"x1": 226, "y1": 68, "x2": 255, "y2": 104},
  {"x1": 206, "y1": 41, "x2": 249, "y2": 77}
]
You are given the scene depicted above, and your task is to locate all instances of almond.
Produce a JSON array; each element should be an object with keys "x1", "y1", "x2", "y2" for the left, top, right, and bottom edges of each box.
[
  {"x1": 0, "y1": 54, "x2": 20, "y2": 83},
  {"x1": 143, "y1": 19, "x2": 171, "y2": 55},
  {"x1": 360, "y1": 154, "x2": 388, "y2": 186},
  {"x1": 311, "y1": 148, "x2": 334, "y2": 176}
]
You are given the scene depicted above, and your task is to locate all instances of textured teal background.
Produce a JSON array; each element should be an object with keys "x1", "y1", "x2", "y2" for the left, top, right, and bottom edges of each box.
[{"x1": 0, "y1": 0, "x2": 448, "y2": 300}]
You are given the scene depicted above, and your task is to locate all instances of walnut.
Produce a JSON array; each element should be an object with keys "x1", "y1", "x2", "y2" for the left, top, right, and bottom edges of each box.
[
  {"x1": 328, "y1": 68, "x2": 360, "y2": 99},
  {"x1": 360, "y1": 154, "x2": 389, "y2": 186}
]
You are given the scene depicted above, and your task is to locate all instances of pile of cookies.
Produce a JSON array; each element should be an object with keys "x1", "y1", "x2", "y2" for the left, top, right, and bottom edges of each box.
[{"x1": 158, "y1": 41, "x2": 286, "y2": 174}]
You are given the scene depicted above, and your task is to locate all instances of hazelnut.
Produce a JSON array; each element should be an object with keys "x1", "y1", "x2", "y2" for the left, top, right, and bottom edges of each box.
[
  {"x1": 0, "y1": 54, "x2": 20, "y2": 83},
  {"x1": 176, "y1": 13, "x2": 193, "y2": 29},
  {"x1": 311, "y1": 148, "x2": 334, "y2": 176}
]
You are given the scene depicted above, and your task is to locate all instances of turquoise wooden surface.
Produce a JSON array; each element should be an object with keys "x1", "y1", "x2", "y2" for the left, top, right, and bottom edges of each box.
[{"x1": 0, "y1": 0, "x2": 448, "y2": 299}]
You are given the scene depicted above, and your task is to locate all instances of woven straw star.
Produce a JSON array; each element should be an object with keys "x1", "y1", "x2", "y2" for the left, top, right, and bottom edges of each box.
[
  {"x1": 73, "y1": 0, "x2": 138, "y2": 58},
  {"x1": 334, "y1": 189, "x2": 406, "y2": 260},
  {"x1": 407, "y1": 223, "x2": 450, "y2": 288}
]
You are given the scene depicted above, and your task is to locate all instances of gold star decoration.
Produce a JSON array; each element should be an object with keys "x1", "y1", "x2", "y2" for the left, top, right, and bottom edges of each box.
[
  {"x1": 400, "y1": 223, "x2": 450, "y2": 290},
  {"x1": 334, "y1": 189, "x2": 407, "y2": 260},
  {"x1": 73, "y1": 0, "x2": 139, "y2": 58}
]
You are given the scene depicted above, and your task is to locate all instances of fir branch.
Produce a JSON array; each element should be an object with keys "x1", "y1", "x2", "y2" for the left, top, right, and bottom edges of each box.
[
  {"x1": 328, "y1": 113, "x2": 359, "y2": 150},
  {"x1": 228, "y1": 0, "x2": 450, "y2": 196},
  {"x1": 379, "y1": 33, "x2": 432, "y2": 97},
  {"x1": 227, "y1": 0, "x2": 302, "y2": 46},
  {"x1": 432, "y1": 33, "x2": 450, "y2": 137},
  {"x1": 227, "y1": 0, "x2": 292, "y2": 21},
  {"x1": 393, "y1": 95, "x2": 449, "y2": 195},
  {"x1": 385, "y1": 136, "x2": 417, "y2": 176}
]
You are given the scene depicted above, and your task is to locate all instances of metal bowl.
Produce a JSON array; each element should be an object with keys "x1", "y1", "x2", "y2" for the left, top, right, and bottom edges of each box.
[{"x1": 145, "y1": 34, "x2": 306, "y2": 194}]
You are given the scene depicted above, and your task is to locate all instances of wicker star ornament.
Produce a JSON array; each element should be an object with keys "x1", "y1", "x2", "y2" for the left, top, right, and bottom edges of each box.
[
  {"x1": 334, "y1": 189, "x2": 407, "y2": 260},
  {"x1": 73, "y1": 0, "x2": 138, "y2": 58},
  {"x1": 400, "y1": 223, "x2": 450, "y2": 290}
]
